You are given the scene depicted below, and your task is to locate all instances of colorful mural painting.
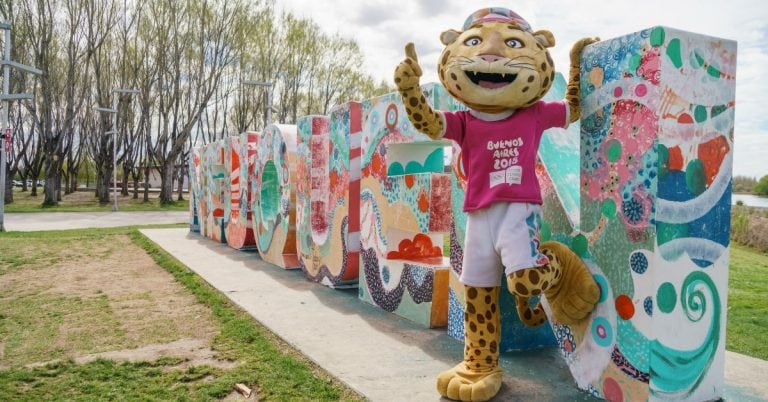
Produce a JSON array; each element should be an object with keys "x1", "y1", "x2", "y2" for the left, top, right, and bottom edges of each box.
[
  {"x1": 224, "y1": 132, "x2": 259, "y2": 250},
  {"x1": 202, "y1": 139, "x2": 227, "y2": 243},
  {"x1": 356, "y1": 84, "x2": 460, "y2": 327},
  {"x1": 251, "y1": 124, "x2": 300, "y2": 269},
  {"x1": 534, "y1": 27, "x2": 736, "y2": 401},
  {"x1": 189, "y1": 147, "x2": 201, "y2": 233},
  {"x1": 185, "y1": 25, "x2": 735, "y2": 402},
  {"x1": 196, "y1": 146, "x2": 211, "y2": 238},
  {"x1": 295, "y1": 105, "x2": 362, "y2": 287}
]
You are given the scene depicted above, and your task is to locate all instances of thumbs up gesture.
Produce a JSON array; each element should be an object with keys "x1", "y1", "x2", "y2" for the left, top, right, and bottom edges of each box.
[{"x1": 394, "y1": 43, "x2": 422, "y2": 92}]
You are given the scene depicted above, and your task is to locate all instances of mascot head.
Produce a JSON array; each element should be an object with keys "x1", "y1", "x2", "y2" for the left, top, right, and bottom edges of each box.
[{"x1": 438, "y1": 7, "x2": 557, "y2": 113}]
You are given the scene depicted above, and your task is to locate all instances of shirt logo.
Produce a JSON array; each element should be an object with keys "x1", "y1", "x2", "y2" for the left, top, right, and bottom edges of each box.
[
  {"x1": 490, "y1": 166, "x2": 522, "y2": 187},
  {"x1": 488, "y1": 137, "x2": 524, "y2": 187}
]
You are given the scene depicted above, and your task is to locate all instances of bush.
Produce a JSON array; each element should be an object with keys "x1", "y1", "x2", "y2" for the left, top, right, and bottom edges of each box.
[
  {"x1": 733, "y1": 175, "x2": 757, "y2": 193},
  {"x1": 731, "y1": 205, "x2": 768, "y2": 252},
  {"x1": 754, "y1": 175, "x2": 768, "y2": 196}
]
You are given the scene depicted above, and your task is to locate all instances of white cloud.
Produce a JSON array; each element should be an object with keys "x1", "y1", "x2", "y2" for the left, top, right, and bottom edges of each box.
[{"x1": 275, "y1": 0, "x2": 768, "y2": 177}]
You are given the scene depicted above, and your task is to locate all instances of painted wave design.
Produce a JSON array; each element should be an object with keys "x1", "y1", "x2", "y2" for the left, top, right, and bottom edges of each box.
[
  {"x1": 361, "y1": 247, "x2": 435, "y2": 312},
  {"x1": 386, "y1": 148, "x2": 444, "y2": 176},
  {"x1": 650, "y1": 270, "x2": 720, "y2": 399},
  {"x1": 301, "y1": 216, "x2": 352, "y2": 286}
]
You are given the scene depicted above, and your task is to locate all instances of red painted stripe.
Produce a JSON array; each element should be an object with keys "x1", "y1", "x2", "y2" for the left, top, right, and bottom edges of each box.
[
  {"x1": 350, "y1": 102, "x2": 362, "y2": 133},
  {"x1": 348, "y1": 180, "x2": 360, "y2": 232},
  {"x1": 350, "y1": 146, "x2": 361, "y2": 158},
  {"x1": 342, "y1": 251, "x2": 360, "y2": 280}
]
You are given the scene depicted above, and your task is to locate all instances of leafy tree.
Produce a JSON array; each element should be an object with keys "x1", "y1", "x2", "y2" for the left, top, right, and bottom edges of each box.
[{"x1": 754, "y1": 175, "x2": 768, "y2": 196}]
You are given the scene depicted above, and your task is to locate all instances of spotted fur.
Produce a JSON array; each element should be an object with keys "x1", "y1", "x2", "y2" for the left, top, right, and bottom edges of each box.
[
  {"x1": 507, "y1": 241, "x2": 600, "y2": 326},
  {"x1": 436, "y1": 286, "x2": 503, "y2": 402},
  {"x1": 393, "y1": 44, "x2": 444, "y2": 139}
]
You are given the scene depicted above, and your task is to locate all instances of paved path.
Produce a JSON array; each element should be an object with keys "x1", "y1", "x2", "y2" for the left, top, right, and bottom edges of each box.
[
  {"x1": 3, "y1": 211, "x2": 188, "y2": 231},
  {"x1": 141, "y1": 228, "x2": 768, "y2": 402}
]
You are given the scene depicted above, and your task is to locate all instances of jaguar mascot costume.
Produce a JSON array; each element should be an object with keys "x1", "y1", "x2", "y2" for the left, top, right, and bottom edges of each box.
[{"x1": 394, "y1": 8, "x2": 600, "y2": 401}]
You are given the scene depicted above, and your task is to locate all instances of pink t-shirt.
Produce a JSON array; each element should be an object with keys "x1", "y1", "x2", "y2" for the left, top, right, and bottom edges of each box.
[{"x1": 443, "y1": 100, "x2": 567, "y2": 212}]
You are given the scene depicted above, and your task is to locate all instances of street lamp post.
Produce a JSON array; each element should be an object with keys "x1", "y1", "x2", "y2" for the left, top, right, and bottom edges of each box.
[
  {"x1": 96, "y1": 87, "x2": 139, "y2": 212},
  {"x1": 242, "y1": 80, "x2": 274, "y2": 128},
  {"x1": 0, "y1": 21, "x2": 42, "y2": 232}
]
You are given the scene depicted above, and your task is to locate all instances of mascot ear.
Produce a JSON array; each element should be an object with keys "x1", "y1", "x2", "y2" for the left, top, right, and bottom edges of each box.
[
  {"x1": 440, "y1": 29, "x2": 462, "y2": 46},
  {"x1": 533, "y1": 30, "x2": 556, "y2": 48}
]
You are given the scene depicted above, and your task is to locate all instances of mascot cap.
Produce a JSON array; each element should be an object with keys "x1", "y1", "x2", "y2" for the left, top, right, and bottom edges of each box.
[{"x1": 462, "y1": 7, "x2": 532, "y2": 33}]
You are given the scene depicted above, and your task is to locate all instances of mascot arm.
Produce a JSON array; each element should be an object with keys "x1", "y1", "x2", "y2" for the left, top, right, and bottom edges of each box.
[
  {"x1": 566, "y1": 37, "x2": 599, "y2": 123},
  {"x1": 394, "y1": 43, "x2": 445, "y2": 140}
]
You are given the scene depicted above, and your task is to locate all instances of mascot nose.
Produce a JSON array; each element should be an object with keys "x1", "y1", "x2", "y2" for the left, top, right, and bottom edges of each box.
[{"x1": 479, "y1": 54, "x2": 503, "y2": 62}]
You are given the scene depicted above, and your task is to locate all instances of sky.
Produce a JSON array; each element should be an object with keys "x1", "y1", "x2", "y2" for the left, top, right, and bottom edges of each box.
[{"x1": 274, "y1": 0, "x2": 767, "y2": 179}]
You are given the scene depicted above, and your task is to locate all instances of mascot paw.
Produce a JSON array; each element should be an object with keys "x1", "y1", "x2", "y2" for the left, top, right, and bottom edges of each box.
[
  {"x1": 436, "y1": 363, "x2": 503, "y2": 402},
  {"x1": 540, "y1": 241, "x2": 600, "y2": 324},
  {"x1": 393, "y1": 43, "x2": 422, "y2": 91}
]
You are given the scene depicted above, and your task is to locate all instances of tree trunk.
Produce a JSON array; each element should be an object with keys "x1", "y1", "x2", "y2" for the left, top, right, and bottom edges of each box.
[
  {"x1": 21, "y1": 170, "x2": 28, "y2": 192},
  {"x1": 56, "y1": 174, "x2": 62, "y2": 202},
  {"x1": 132, "y1": 173, "x2": 139, "y2": 199},
  {"x1": 61, "y1": 170, "x2": 70, "y2": 195},
  {"x1": 121, "y1": 165, "x2": 130, "y2": 196},
  {"x1": 69, "y1": 172, "x2": 78, "y2": 193},
  {"x1": 85, "y1": 168, "x2": 90, "y2": 188},
  {"x1": 143, "y1": 165, "x2": 150, "y2": 202},
  {"x1": 43, "y1": 156, "x2": 59, "y2": 206},
  {"x1": 30, "y1": 155, "x2": 43, "y2": 198},
  {"x1": 3, "y1": 167, "x2": 12, "y2": 205},
  {"x1": 159, "y1": 162, "x2": 175, "y2": 204},
  {"x1": 176, "y1": 164, "x2": 185, "y2": 201},
  {"x1": 95, "y1": 169, "x2": 111, "y2": 204},
  {"x1": 65, "y1": 166, "x2": 79, "y2": 194}
]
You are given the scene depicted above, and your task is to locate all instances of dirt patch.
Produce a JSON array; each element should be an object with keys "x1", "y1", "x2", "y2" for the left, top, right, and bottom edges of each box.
[
  {"x1": 0, "y1": 234, "x2": 221, "y2": 368},
  {"x1": 26, "y1": 338, "x2": 236, "y2": 371}
]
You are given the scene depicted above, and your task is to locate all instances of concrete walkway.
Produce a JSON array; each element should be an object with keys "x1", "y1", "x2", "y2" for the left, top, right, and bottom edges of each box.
[
  {"x1": 3, "y1": 211, "x2": 188, "y2": 231},
  {"x1": 141, "y1": 228, "x2": 768, "y2": 402}
]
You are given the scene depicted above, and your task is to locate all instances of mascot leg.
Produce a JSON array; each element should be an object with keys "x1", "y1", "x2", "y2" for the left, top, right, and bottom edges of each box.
[
  {"x1": 508, "y1": 241, "x2": 599, "y2": 325},
  {"x1": 437, "y1": 286, "x2": 503, "y2": 402},
  {"x1": 512, "y1": 293, "x2": 548, "y2": 327}
]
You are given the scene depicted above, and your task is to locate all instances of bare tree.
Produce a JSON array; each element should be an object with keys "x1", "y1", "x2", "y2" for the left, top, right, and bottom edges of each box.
[
  {"x1": 6, "y1": 0, "x2": 391, "y2": 210},
  {"x1": 147, "y1": 0, "x2": 242, "y2": 203}
]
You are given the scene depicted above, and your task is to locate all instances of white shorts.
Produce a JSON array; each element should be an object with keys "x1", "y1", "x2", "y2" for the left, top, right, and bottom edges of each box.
[{"x1": 459, "y1": 202, "x2": 550, "y2": 287}]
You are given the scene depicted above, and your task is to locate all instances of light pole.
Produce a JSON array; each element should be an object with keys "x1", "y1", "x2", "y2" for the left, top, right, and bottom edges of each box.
[
  {"x1": 0, "y1": 21, "x2": 42, "y2": 232},
  {"x1": 96, "y1": 87, "x2": 139, "y2": 212},
  {"x1": 242, "y1": 80, "x2": 274, "y2": 128}
]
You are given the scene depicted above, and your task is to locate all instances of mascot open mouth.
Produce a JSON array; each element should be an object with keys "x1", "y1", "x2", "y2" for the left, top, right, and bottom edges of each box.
[{"x1": 465, "y1": 71, "x2": 517, "y2": 89}]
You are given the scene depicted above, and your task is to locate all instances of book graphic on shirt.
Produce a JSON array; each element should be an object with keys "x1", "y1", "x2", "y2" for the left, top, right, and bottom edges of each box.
[{"x1": 489, "y1": 165, "x2": 522, "y2": 188}]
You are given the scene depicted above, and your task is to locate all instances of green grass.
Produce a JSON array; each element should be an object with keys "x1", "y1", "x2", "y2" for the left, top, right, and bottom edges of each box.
[
  {"x1": 726, "y1": 244, "x2": 768, "y2": 360},
  {"x1": 1, "y1": 294, "x2": 124, "y2": 366},
  {"x1": 0, "y1": 227, "x2": 362, "y2": 401},
  {"x1": 5, "y1": 188, "x2": 188, "y2": 213}
]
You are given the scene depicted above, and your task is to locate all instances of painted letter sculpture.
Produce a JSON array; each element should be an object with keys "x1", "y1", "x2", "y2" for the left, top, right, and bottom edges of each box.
[{"x1": 394, "y1": 8, "x2": 600, "y2": 401}]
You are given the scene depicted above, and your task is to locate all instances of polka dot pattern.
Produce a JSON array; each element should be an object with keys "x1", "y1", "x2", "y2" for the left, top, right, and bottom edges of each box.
[{"x1": 630, "y1": 252, "x2": 648, "y2": 274}]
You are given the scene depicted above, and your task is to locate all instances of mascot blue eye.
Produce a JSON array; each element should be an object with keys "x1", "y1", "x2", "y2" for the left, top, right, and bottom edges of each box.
[
  {"x1": 505, "y1": 39, "x2": 523, "y2": 48},
  {"x1": 464, "y1": 37, "x2": 482, "y2": 46}
]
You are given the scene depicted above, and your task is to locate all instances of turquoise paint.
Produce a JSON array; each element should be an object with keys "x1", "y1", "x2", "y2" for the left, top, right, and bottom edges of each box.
[
  {"x1": 617, "y1": 319, "x2": 650, "y2": 372},
  {"x1": 257, "y1": 160, "x2": 280, "y2": 252},
  {"x1": 650, "y1": 271, "x2": 720, "y2": 398},
  {"x1": 591, "y1": 317, "x2": 613, "y2": 347},
  {"x1": 386, "y1": 147, "x2": 445, "y2": 176},
  {"x1": 538, "y1": 73, "x2": 581, "y2": 228}
]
